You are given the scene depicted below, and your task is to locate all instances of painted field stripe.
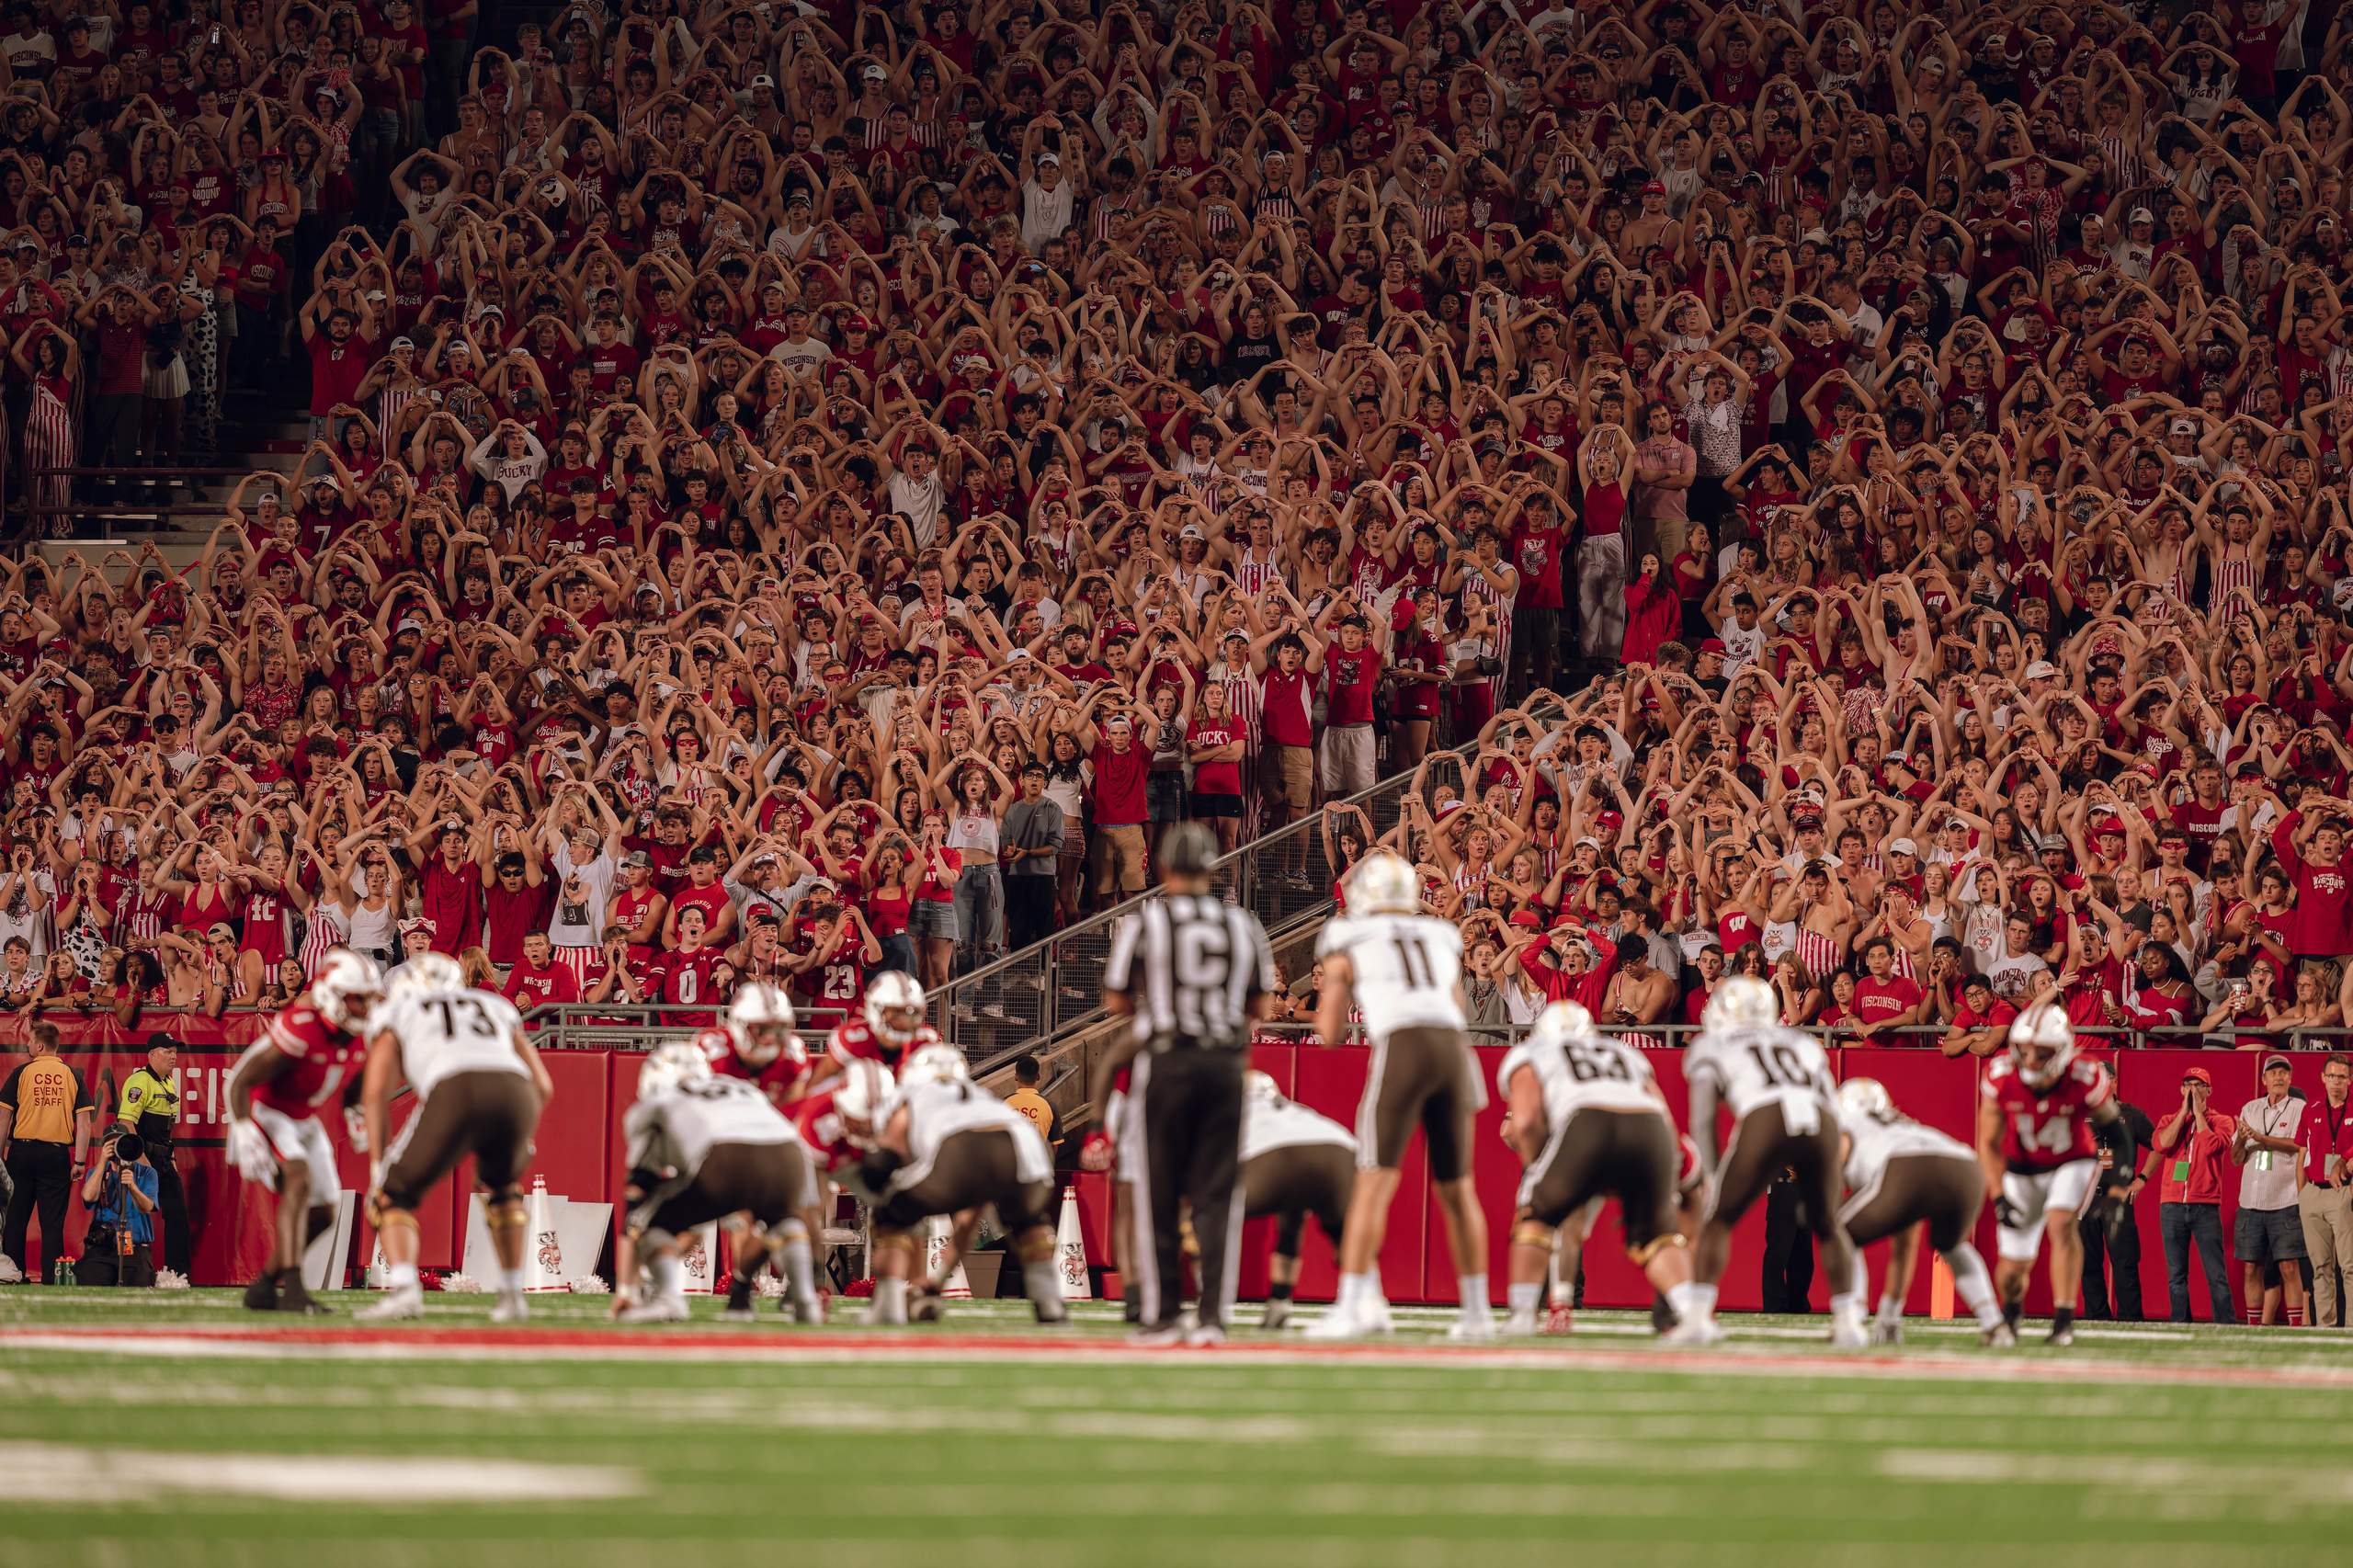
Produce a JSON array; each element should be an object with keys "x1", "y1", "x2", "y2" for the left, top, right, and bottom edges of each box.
[{"x1": 8, "y1": 1324, "x2": 2353, "y2": 1390}]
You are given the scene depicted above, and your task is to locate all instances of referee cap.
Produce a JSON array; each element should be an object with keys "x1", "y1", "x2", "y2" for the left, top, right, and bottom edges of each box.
[{"x1": 1158, "y1": 823, "x2": 1218, "y2": 877}]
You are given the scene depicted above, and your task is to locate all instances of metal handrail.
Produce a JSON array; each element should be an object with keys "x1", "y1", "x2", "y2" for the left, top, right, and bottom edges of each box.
[
  {"x1": 19, "y1": 465, "x2": 256, "y2": 548},
  {"x1": 516, "y1": 1001, "x2": 847, "y2": 1051},
  {"x1": 1241, "y1": 1018, "x2": 2351, "y2": 1051}
]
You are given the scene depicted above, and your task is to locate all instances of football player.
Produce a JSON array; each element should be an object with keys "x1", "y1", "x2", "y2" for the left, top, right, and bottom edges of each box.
[
  {"x1": 1674, "y1": 974, "x2": 1866, "y2": 1347},
  {"x1": 616, "y1": 1040, "x2": 824, "y2": 1324},
  {"x1": 706, "y1": 983, "x2": 813, "y2": 1110},
  {"x1": 224, "y1": 949, "x2": 385, "y2": 1313},
  {"x1": 853, "y1": 1063, "x2": 1067, "y2": 1326},
  {"x1": 357, "y1": 954, "x2": 553, "y2": 1324},
  {"x1": 1976, "y1": 1002, "x2": 2133, "y2": 1346},
  {"x1": 1496, "y1": 1002, "x2": 1693, "y2": 1336},
  {"x1": 1307, "y1": 851, "x2": 1494, "y2": 1340},
  {"x1": 1836, "y1": 1077, "x2": 2008, "y2": 1346},
  {"x1": 806, "y1": 971, "x2": 939, "y2": 1092},
  {"x1": 1238, "y1": 1070, "x2": 1356, "y2": 1330}
]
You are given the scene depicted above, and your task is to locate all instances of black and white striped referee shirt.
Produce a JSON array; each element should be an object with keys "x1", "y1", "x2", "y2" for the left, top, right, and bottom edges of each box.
[{"x1": 1102, "y1": 894, "x2": 1276, "y2": 1051}]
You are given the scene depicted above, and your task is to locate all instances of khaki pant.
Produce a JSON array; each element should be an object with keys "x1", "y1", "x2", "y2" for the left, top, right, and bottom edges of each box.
[
  {"x1": 1093, "y1": 823, "x2": 1146, "y2": 897},
  {"x1": 2300, "y1": 1183, "x2": 2353, "y2": 1327}
]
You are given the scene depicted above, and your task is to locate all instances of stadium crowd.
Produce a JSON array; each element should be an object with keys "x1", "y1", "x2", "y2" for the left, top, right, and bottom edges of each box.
[{"x1": 0, "y1": 0, "x2": 2350, "y2": 1053}]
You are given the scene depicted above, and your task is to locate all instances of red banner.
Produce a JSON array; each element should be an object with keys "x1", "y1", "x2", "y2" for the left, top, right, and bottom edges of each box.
[{"x1": 4, "y1": 1012, "x2": 2317, "y2": 1319}]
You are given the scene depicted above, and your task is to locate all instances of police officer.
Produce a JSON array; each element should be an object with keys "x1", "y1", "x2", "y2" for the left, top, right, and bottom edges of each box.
[
  {"x1": 1085, "y1": 824, "x2": 1276, "y2": 1347},
  {"x1": 116, "y1": 1033, "x2": 188, "y2": 1277}
]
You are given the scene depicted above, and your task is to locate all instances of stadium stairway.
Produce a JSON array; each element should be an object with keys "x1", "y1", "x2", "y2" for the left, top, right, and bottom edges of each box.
[{"x1": 942, "y1": 701, "x2": 1570, "y2": 1129}]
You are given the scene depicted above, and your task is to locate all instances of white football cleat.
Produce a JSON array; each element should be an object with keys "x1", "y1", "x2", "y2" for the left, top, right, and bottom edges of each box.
[
  {"x1": 721, "y1": 1306, "x2": 757, "y2": 1323},
  {"x1": 357, "y1": 1286, "x2": 425, "y2": 1323},
  {"x1": 1302, "y1": 1303, "x2": 1369, "y2": 1340},
  {"x1": 1260, "y1": 1298, "x2": 1294, "y2": 1331},
  {"x1": 1128, "y1": 1322, "x2": 1188, "y2": 1346},
  {"x1": 1662, "y1": 1317, "x2": 1726, "y2": 1347},
  {"x1": 787, "y1": 1296, "x2": 824, "y2": 1324},
  {"x1": 1184, "y1": 1323, "x2": 1226, "y2": 1348},
  {"x1": 619, "y1": 1293, "x2": 690, "y2": 1324},
  {"x1": 490, "y1": 1291, "x2": 529, "y2": 1325},
  {"x1": 1502, "y1": 1307, "x2": 1540, "y2": 1336},
  {"x1": 1870, "y1": 1320, "x2": 1904, "y2": 1347},
  {"x1": 1447, "y1": 1312, "x2": 1497, "y2": 1342},
  {"x1": 1981, "y1": 1321, "x2": 2018, "y2": 1348},
  {"x1": 1830, "y1": 1320, "x2": 1869, "y2": 1350}
]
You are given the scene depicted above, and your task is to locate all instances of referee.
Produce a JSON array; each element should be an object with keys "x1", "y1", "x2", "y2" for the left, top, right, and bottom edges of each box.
[
  {"x1": 116, "y1": 1034, "x2": 188, "y2": 1278},
  {"x1": 1086, "y1": 824, "x2": 1276, "y2": 1347}
]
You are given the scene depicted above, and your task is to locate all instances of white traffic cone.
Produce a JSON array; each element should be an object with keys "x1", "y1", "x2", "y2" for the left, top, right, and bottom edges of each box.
[
  {"x1": 926, "y1": 1215, "x2": 972, "y2": 1300},
  {"x1": 524, "y1": 1176, "x2": 566, "y2": 1292},
  {"x1": 1056, "y1": 1187, "x2": 1093, "y2": 1301}
]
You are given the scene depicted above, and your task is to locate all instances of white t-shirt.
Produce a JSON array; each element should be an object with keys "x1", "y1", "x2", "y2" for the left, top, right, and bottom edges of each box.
[
  {"x1": 549, "y1": 842, "x2": 618, "y2": 947},
  {"x1": 2236, "y1": 1095, "x2": 2305, "y2": 1210}
]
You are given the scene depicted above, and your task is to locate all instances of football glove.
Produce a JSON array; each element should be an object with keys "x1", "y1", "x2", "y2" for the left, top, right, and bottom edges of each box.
[
  {"x1": 1993, "y1": 1195, "x2": 2026, "y2": 1229},
  {"x1": 227, "y1": 1119, "x2": 279, "y2": 1191},
  {"x1": 1078, "y1": 1131, "x2": 1115, "y2": 1172},
  {"x1": 343, "y1": 1105, "x2": 369, "y2": 1154}
]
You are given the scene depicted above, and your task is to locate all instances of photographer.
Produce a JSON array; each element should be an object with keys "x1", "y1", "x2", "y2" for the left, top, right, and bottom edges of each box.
[{"x1": 78, "y1": 1129, "x2": 160, "y2": 1288}]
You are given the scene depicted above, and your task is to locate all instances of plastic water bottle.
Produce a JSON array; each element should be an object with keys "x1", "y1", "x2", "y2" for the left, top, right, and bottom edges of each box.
[{"x1": 55, "y1": 1256, "x2": 76, "y2": 1288}]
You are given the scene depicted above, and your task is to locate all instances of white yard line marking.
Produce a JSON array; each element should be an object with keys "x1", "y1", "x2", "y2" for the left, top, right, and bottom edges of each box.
[{"x1": 0, "y1": 1442, "x2": 639, "y2": 1504}]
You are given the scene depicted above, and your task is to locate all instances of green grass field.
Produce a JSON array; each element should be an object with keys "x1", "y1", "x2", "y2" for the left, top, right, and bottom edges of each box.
[{"x1": 4, "y1": 1290, "x2": 2349, "y2": 1568}]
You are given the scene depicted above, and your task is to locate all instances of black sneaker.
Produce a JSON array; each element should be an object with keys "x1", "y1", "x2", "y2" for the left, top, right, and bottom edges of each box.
[
  {"x1": 277, "y1": 1276, "x2": 331, "y2": 1314},
  {"x1": 243, "y1": 1271, "x2": 280, "y2": 1312},
  {"x1": 726, "y1": 1278, "x2": 757, "y2": 1314}
]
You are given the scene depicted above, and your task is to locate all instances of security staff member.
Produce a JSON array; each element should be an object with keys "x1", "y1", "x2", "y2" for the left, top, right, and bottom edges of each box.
[
  {"x1": 116, "y1": 1034, "x2": 189, "y2": 1277},
  {"x1": 1085, "y1": 824, "x2": 1276, "y2": 1347},
  {"x1": 1, "y1": 1022, "x2": 97, "y2": 1282}
]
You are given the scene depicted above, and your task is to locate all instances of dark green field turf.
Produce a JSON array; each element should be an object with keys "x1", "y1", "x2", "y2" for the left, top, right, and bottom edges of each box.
[{"x1": 4, "y1": 1291, "x2": 2347, "y2": 1568}]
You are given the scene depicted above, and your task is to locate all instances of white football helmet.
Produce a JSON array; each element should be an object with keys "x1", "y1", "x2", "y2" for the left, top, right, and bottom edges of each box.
[
  {"x1": 1702, "y1": 974, "x2": 1779, "y2": 1032},
  {"x1": 2007, "y1": 1000, "x2": 2075, "y2": 1090},
  {"x1": 830, "y1": 1059, "x2": 895, "y2": 1145},
  {"x1": 1529, "y1": 1000, "x2": 1598, "y2": 1051},
  {"x1": 1244, "y1": 1069, "x2": 1281, "y2": 1102},
  {"x1": 864, "y1": 971, "x2": 926, "y2": 1047},
  {"x1": 638, "y1": 1040, "x2": 711, "y2": 1100},
  {"x1": 727, "y1": 982, "x2": 798, "y2": 1066},
  {"x1": 904, "y1": 1042, "x2": 968, "y2": 1085},
  {"x1": 311, "y1": 949, "x2": 385, "y2": 1030},
  {"x1": 1837, "y1": 1077, "x2": 1894, "y2": 1123},
  {"x1": 387, "y1": 951, "x2": 465, "y2": 998},
  {"x1": 1344, "y1": 850, "x2": 1421, "y2": 915}
]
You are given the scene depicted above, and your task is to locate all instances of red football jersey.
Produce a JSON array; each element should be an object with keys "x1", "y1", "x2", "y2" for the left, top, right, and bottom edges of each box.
[
  {"x1": 826, "y1": 1015, "x2": 941, "y2": 1068},
  {"x1": 247, "y1": 1001, "x2": 363, "y2": 1118},
  {"x1": 1982, "y1": 1053, "x2": 2112, "y2": 1171},
  {"x1": 708, "y1": 1028, "x2": 812, "y2": 1110},
  {"x1": 790, "y1": 1088, "x2": 861, "y2": 1176}
]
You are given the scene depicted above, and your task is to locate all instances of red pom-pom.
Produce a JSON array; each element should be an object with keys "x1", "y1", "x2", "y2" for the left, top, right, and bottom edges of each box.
[
  {"x1": 713, "y1": 1270, "x2": 734, "y2": 1295},
  {"x1": 843, "y1": 1277, "x2": 876, "y2": 1299},
  {"x1": 418, "y1": 1269, "x2": 447, "y2": 1292}
]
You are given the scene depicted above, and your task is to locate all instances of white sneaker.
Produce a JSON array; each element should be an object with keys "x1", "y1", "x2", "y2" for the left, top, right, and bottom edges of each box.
[
  {"x1": 1870, "y1": 1319, "x2": 1904, "y2": 1347},
  {"x1": 357, "y1": 1285, "x2": 424, "y2": 1322},
  {"x1": 1502, "y1": 1307, "x2": 1540, "y2": 1336},
  {"x1": 1128, "y1": 1322, "x2": 1188, "y2": 1346},
  {"x1": 1981, "y1": 1321, "x2": 2018, "y2": 1348},
  {"x1": 490, "y1": 1291, "x2": 529, "y2": 1325},
  {"x1": 1184, "y1": 1324, "x2": 1226, "y2": 1348},
  {"x1": 1447, "y1": 1312, "x2": 1497, "y2": 1342},
  {"x1": 1362, "y1": 1295, "x2": 1395, "y2": 1335},
  {"x1": 1260, "y1": 1298, "x2": 1294, "y2": 1331},
  {"x1": 618, "y1": 1293, "x2": 690, "y2": 1324},
  {"x1": 1302, "y1": 1302, "x2": 1368, "y2": 1340},
  {"x1": 1830, "y1": 1320, "x2": 1869, "y2": 1350},
  {"x1": 1662, "y1": 1316, "x2": 1726, "y2": 1347}
]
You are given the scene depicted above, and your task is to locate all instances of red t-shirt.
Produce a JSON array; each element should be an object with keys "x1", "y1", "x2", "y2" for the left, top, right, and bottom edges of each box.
[
  {"x1": 1853, "y1": 975, "x2": 1923, "y2": 1031},
  {"x1": 2156, "y1": 1108, "x2": 2236, "y2": 1204},
  {"x1": 307, "y1": 331, "x2": 379, "y2": 416},
  {"x1": 1259, "y1": 667, "x2": 1313, "y2": 746},
  {"x1": 1090, "y1": 739, "x2": 1149, "y2": 826},
  {"x1": 1323, "y1": 645, "x2": 1381, "y2": 727}
]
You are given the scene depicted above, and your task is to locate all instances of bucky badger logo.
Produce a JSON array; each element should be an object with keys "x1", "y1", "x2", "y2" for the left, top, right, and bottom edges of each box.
[{"x1": 537, "y1": 1230, "x2": 562, "y2": 1271}]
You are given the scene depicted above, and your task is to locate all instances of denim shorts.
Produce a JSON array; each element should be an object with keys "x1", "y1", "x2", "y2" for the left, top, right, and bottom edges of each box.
[
  {"x1": 2234, "y1": 1203, "x2": 2306, "y2": 1263},
  {"x1": 908, "y1": 899, "x2": 960, "y2": 940}
]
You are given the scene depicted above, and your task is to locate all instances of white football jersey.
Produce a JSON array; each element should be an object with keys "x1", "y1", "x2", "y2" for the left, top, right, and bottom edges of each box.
[
  {"x1": 1497, "y1": 1029, "x2": 1663, "y2": 1126},
  {"x1": 1685, "y1": 1024, "x2": 1837, "y2": 1131},
  {"x1": 1242, "y1": 1093, "x2": 1355, "y2": 1163},
  {"x1": 372, "y1": 987, "x2": 529, "y2": 1102},
  {"x1": 1315, "y1": 912, "x2": 1464, "y2": 1045},
  {"x1": 626, "y1": 1075, "x2": 800, "y2": 1182},
  {"x1": 891, "y1": 1078, "x2": 1053, "y2": 1192},
  {"x1": 1840, "y1": 1104, "x2": 1975, "y2": 1194}
]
